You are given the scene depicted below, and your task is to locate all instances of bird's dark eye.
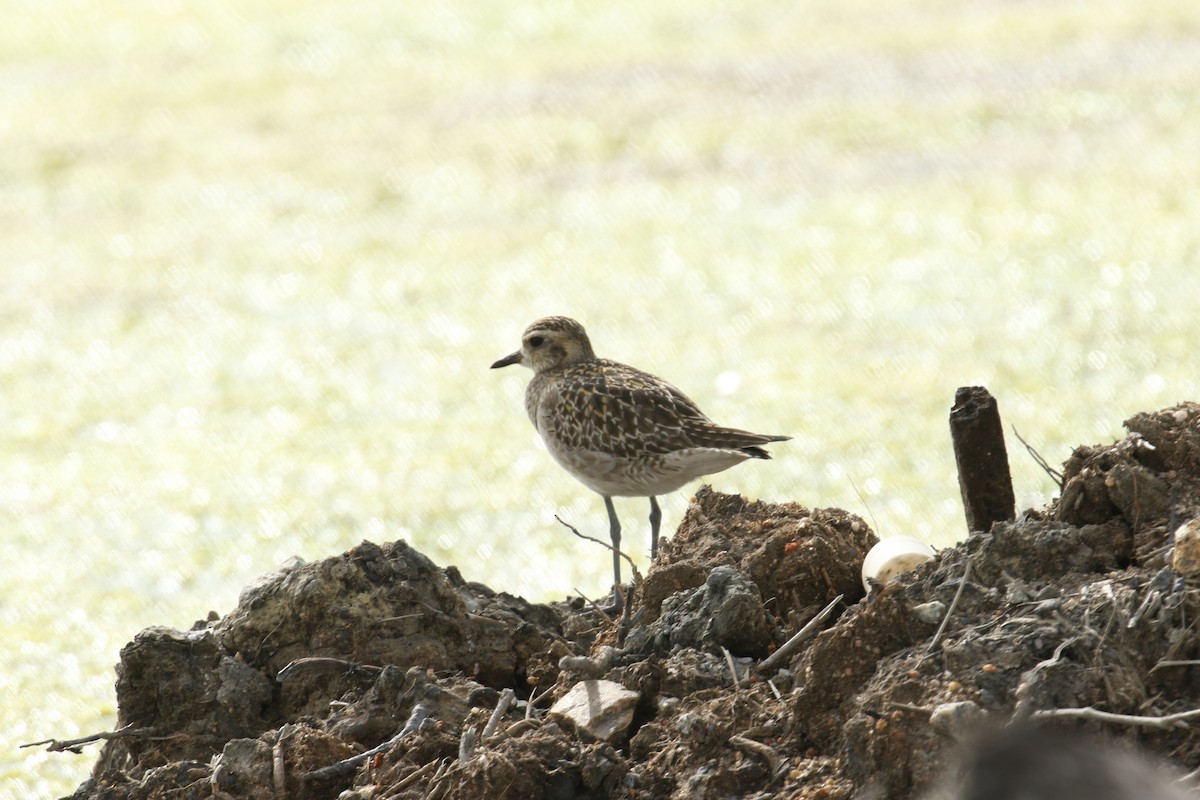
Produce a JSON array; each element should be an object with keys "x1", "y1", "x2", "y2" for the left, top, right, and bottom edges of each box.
[{"x1": 529, "y1": 336, "x2": 545, "y2": 347}]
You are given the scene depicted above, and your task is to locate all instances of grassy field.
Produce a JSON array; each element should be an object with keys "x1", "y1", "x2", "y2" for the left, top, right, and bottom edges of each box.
[{"x1": 3, "y1": 0, "x2": 1200, "y2": 794}]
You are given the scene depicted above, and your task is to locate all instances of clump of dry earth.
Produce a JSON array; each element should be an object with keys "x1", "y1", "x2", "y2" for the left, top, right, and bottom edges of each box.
[{"x1": 60, "y1": 402, "x2": 1200, "y2": 799}]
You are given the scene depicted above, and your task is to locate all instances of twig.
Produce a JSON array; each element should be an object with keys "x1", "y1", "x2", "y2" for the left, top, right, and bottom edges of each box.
[
  {"x1": 616, "y1": 587, "x2": 640, "y2": 646},
  {"x1": 275, "y1": 657, "x2": 383, "y2": 683},
  {"x1": 1152, "y1": 660, "x2": 1200, "y2": 671},
  {"x1": 526, "y1": 684, "x2": 556, "y2": 718},
  {"x1": 848, "y1": 476, "x2": 882, "y2": 537},
  {"x1": 757, "y1": 594, "x2": 844, "y2": 675},
  {"x1": 458, "y1": 726, "x2": 479, "y2": 762},
  {"x1": 721, "y1": 646, "x2": 742, "y2": 690},
  {"x1": 426, "y1": 760, "x2": 456, "y2": 800},
  {"x1": 1012, "y1": 426, "x2": 1064, "y2": 488},
  {"x1": 20, "y1": 724, "x2": 154, "y2": 753},
  {"x1": 303, "y1": 702, "x2": 432, "y2": 782},
  {"x1": 505, "y1": 718, "x2": 541, "y2": 737},
  {"x1": 273, "y1": 724, "x2": 295, "y2": 798},
  {"x1": 1175, "y1": 763, "x2": 1200, "y2": 787},
  {"x1": 730, "y1": 734, "x2": 783, "y2": 775},
  {"x1": 559, "y1": 646, "x2": 618, "y2": 676},
  {"x1": 766, "y1": 679, "x2": 782, "y2": 700},
  {"x1": 382, "y1": 758, "x2": 443, "y2": 799},
  {"x1": 1010, "y1": 637, "x2": 1081, "y2": 723},
  {"x1": 928, "y1": 557, "x2": 972, "y2": 654},
  {"x1": 555, "y1": 515, "x2": 641, "y2": 583},
  {"x1": 1129, "y1": 567, "x2": 1174, "y2": 628},
  {"x1": 1030, "y1": 706, "x2": 1200, "y2": 730},
  {"x1": 1169, "y1": 484, "x2": 1181, "y2": 538},
  {"x1": 482, "y1": 688, "x2": 516, "y2": 741},
  {"x1": 574, "y1": 589, "x2": 613, "y2": 622}
]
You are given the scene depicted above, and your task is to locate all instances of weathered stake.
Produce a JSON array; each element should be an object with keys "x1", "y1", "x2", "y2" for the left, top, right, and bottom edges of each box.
[{"x1": 950, "y1": 386, "x2": 1016, "y2": 533}]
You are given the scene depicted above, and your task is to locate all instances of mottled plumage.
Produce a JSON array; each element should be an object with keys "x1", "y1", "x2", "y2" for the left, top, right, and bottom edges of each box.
[{"x1": 492, "y1": 316, "x2": 788, "y2": 608}]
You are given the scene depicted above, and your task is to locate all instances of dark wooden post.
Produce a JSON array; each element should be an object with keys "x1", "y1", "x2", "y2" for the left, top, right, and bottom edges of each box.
[{"x1": 950, "y1": 386, "x2": 1016, "y2": 533}]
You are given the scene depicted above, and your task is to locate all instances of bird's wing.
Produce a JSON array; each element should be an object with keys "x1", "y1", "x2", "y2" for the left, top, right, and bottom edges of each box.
[{"x1": 536, "y1": 361, "x2": 776, "y2": 457}]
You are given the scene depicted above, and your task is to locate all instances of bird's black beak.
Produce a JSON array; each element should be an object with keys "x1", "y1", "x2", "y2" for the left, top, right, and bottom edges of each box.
[{"x1": 491, "y1": 351, "x2": 522, "y2": 369}]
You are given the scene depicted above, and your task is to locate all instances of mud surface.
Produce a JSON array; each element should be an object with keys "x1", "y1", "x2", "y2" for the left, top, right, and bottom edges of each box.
[{"x1": 60, "y1": 403, "x2": 1200, "y2": 799}]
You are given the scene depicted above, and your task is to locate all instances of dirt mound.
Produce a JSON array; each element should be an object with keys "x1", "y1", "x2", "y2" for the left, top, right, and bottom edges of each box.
[{"x1": 55, "y1": 402, "x2": 1200, "y2": 799}]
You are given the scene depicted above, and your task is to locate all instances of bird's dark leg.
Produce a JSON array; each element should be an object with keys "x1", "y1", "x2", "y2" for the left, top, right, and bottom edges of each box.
[
  {"x1": 603, "y1": 496, "x2": 623, "y2": 612},
  {"x1": 649, "y1": 496, "x2": 662, "y2": 560}
]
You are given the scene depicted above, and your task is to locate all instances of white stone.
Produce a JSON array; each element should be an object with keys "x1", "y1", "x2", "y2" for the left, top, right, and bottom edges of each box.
[
  {"x1": 1172, "y1": 518, "x2": 1200, "y2": 576},
  {"x1": 862, "y1": 536, "x2": 937, "y2": 590},
  {"x1": 549, "y1": 679, "x2": 639, "y2": 743}
]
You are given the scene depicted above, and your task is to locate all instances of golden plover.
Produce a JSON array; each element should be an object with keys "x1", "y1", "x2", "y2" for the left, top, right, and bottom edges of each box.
[{"x1": 491, "y1": 316, "x2": 789, "y2": 608}]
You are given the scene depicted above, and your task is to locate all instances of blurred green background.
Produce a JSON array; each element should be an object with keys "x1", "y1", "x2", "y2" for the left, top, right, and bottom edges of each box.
[{"x1": 3, "y1": 0, "x2": 1199, "y2": 794}]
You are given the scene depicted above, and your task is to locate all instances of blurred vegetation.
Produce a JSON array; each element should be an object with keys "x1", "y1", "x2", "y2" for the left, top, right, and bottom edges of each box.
[{"x1": 3, "y1": 0, "x2": 1199, "y2": 793}]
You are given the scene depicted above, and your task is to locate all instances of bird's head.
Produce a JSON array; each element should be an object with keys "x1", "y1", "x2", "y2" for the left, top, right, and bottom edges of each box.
[{"x1": 491, "y1": 316, "x2": 596, "y2": 374}]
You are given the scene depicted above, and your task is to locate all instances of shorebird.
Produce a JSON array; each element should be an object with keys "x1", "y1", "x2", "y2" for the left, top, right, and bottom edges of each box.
[{"x1": 491, "y1": 316, "x2": 788, "y2": 609}]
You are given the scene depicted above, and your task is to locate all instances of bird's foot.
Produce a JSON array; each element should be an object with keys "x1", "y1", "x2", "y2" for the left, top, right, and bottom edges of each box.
[{"x1": 600, "y1": 585, "x2": 625, "y2": 616}]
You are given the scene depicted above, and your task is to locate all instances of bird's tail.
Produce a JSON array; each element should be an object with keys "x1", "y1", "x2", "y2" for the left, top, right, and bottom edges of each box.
[{"x1": 689, "y1": 424, "x2": 790, "y2": 458}]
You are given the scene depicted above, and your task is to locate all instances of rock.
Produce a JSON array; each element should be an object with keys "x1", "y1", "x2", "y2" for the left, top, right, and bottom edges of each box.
[
  {"x1": 113, "y1": 627, "x2": 273, "y2": 766},
  {"x1": 219, "y1": 540, "x2": 561, "y2": 697},
  {"x1": 861, "y1": 536, "x2": 937, "y2": 590},
  {"x1": 655, "y1": 486, "x2": 877, "y2": 625},
  {"x1": 622, "y1": 565, "x2": 771, "y2": 658},
  {"x1": 912, "y1": 600, "x2": 947, "y2": 624},
  {"x1": 1172, "y1": 518, "x2": 1200, "y2": 576},
  {"x1": 549, "y1": 680, "x2": 640, "y2": 743},
  {"x1": 212, "y1": 738, "x2": 273, "y2": 794},
  {"x1": 929, "y1": 700, "x2": 986, "y2": 740},
  {"x1": 968, "y1": 519, "x2": 1131, "y2": 585}
]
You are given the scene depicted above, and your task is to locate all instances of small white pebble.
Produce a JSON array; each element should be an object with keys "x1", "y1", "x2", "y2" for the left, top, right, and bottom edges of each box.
[{"x1": 913, "y1": 600, "x2": 947, "y2": 624}]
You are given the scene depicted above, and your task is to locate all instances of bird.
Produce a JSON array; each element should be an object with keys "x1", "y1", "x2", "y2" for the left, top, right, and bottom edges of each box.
[{"x1": 491, "y1": 315, "x2": 789, "y2": 610}]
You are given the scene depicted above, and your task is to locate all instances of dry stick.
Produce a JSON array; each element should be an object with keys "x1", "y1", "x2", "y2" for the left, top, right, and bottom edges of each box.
[
  {"x1": 848, "y1": 476, "x2": 883, "y2": 537},
  {"x1": 275, "y1": 656, "x2": 383, "y2": 683},
  {"x1": 757, "y1": 594, "x2": 844, "y2": 675},
  {"x1": 573, "y1": 589, "x2": 614, "y2": 622},
  {"x1": 21, "y1": 724, "x2": 154, "y2": 753},
  {"x1": 383, "y1": 759, "x2": 444, "y2": 799},
  {"x1": 526, "y1": 684, "x2": 556, "y2": 718},
  {"x1": 304, "y1": 702, "x2": 433, "y2": 783},
  {"x1": 1030, "y1": 706, "x2": 1200, "y2": 730},
  {"x1": 506, "y1": 719, "x2": 541, "y2": 737},
  {"x1": 1128, "y1": 567, "x2": 1174, "y2": 628},
  {"x1": 721, "y1": 646, "x2": 742, "y2": 690},
  {"x1": 927, "y1": 557, "x2": 972, "y2": 654},
  {"x1": 616, "y1": 586, "x2": 640, "y2": 647},
  {"x1": 482, "y1": 688, "x2": 516, "y2": 741},
  {"x1": 560, "y1": 645, "x2": 618, "y2": 676},
  {"x1": 1012, "y1": 426, "x2": 1064, "y2": 488},
  {"x1": 458, "y1": 726, "x2": 479, "y2": 763},
  {"x1": 730, "y1": 735, "x2": 783, "y2": 775},
  {"x1": 426, "y1": 761, "x2": 456, "y2": 800},
  {"x1": 1169, "y1": 484, "x2": 1181, "y2": 539},
  {"x1": 950, "y1": 386, "x2": 1016, "y2": 534},
  {"x1": 1176, "y1": 764, "x2": 1200, "y2": 788},
  {"x1": 273, "y1": 724, "x2": 295, "y2": 799},
  {"x1": 1152, "y1": 660, "x2": 1200, "y2": 671},
  {"x1": 555, "y1": 515, "x2": 641, "y2": 584}
]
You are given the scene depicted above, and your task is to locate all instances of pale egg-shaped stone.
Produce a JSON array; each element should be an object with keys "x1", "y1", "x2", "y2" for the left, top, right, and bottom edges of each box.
[{"x1": 862, "y1": 536, "x2": 936, "y2": 590}]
